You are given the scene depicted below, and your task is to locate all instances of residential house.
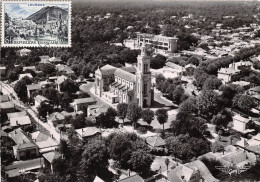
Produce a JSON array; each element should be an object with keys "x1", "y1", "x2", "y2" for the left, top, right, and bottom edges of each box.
[
  {"x1": 217, "y1": 67, "x2": 240, "y2": 83},
  {"x1": 146, "y1": 135, "x2": 166, "y2": 149},
  {"x1": 55, "y1": 75, "x2": 68, "y2": 92},
  {"x1": 55, "y1": 64, "x2": 74, "y2": 75},
  {"x1": 217, "y1": 150, "x2": 256, "y2": 168},
  {"x1": 39, "y1": 55, "x2": 50, "y2": 62},
  {"x1": 0, "y1": 66, "x2": 7, "y2": 76},
  {"x1": 164, "y1": 62, "x2": 186, "y2": 78},
  {"x1": 167, "y1": 160, "x2": 219, "y2": 182},
  {"x1": 232, "y1": 115, "x2": 254, "y2": 134},
  {"x1": 47, "y1": 111, "x2": 83, "y2": 127},
  {"x1": 0, "y1": 95, "x2": 10, "y2": 103},
  {"x1": 19, "y1": 73, "x2": 33, "y2": 80},
  {"x1": 10, "y1": 115, "x2": 31, "y2": 130},
  {"x1": 87, "y1": 104, "x2": 107, "y2": 118},
  {"x1": 19, "y1": 48, "x2": 31, "y2": 57},
  {"x1": 116, "y1": 174, "x2": 144, "y2": 182},
  {"x1": 43, "y1": 151, "x2": 62, "y2": 174},
  {"x1": 248, "y1": 86, "x2": 260, "y2": 108},
  {"x1": 232, "y1": 81, "x2": 251, "y2": 89},
  {"x1": 34, "y1": 95, "x2": 50, "y2": 108},
  {"x1": 7, "y1": 111, "x2": 27, "y2": 120},
  {"x1": 49, "y1": 57, "x2": 62, "y2": 64},
  {"x1": 71, "y1": 97, "x2": 97, "y2": 112},
  {"x1": 26, "y1": 84, "x2": 41, "y2": 98},
  {"x1": 9, "y1": 128, "x2": 39, "y2": 160},
  {"x1": 229, "y1": 61, "x2": 253, "y2": 70},
  {"x1": 5, "y1": 158, "x2": 44, "y2": 178},
  {"x1": 31, "y1": 131, "x2": 58, "y2": 154},
  {"x1": 75, "y1": 126, "x2": 101, "y2": 140},
  {"x1": 0, "y1": 101, "x2": 16, "y2": 113},
  {"x1": 23, "y1": 66, "x2": 36, "y2": 72}
]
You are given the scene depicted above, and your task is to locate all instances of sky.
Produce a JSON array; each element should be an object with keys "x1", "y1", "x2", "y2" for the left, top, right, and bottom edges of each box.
[{"x1": 4, "y1": 2, "x2": 69, "y2": 19}]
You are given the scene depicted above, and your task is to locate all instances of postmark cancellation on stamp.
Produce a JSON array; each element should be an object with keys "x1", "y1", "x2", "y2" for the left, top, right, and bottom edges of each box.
[{"x1": 1, "y1": 0, "x2": 71, "y2": 47}]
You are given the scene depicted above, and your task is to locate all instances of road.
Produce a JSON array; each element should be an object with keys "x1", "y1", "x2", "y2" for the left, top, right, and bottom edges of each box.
[{"x1": 1, "y1": 81, "x2": 61, "y2": 142}]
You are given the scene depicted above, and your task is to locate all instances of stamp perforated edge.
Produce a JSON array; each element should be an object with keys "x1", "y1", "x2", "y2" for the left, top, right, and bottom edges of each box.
[{"x1": 1, "y1": 0, "x2": 72, "y2": 47}]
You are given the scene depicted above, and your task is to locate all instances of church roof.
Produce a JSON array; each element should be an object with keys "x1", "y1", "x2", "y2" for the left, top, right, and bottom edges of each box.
[
  {"x1": 114, "y1": 68, "x2": 136, "y2": 82},
  {"x1": 98, "y1": 64, "x2": 117, "y2": 75},
  {"x1": 120, "y1": 66, "x2": 137, "y2": 74}
]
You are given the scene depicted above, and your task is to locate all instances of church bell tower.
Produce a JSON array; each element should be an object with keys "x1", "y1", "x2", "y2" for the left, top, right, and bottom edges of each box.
[{"x1": 136, "y1": 39, "x2": 152, "y2": 108}]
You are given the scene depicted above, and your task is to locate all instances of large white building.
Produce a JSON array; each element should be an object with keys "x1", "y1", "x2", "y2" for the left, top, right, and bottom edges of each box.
[
  {"x1": 95, "y1": 41, "x2": 153, "y2": 108},
  {"x1": 136, "y1": 33, "x2": 178, "y2": 53}
]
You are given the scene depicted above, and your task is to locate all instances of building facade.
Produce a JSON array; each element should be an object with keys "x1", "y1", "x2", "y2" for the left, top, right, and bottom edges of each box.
[
  {"x1": 136, "y1": 33, "x2": 178, "y2": 53},
  {"x1": 95, "y1": 42, "x2": 153, "y2": 108}
]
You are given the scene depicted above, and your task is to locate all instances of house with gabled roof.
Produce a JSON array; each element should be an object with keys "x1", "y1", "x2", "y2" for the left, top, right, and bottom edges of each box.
[
  {"x1": 7, "y1": 111, "x2": 27, "y2": 119},
  {"x1": 116, "y1": 174, "x2": 144, "y2": 182},
  {"x1": 43, "y1": 151, "x2": 62, "y2": 174},
  {"x1": 26, "y1": 84, "x2": 41, "y2": 98},
  {"x1": 75, "y1": 126, "x2": 101, "y2": 140},
  {"x1": 55, "y1": 75, "x2": 69, "y2": 92},
  {"x1": 166, "y1": 160, "x2": 219, "y2": 182},
  {"x1": 23, "y1": 66, "x2": 36, "y2": 72},
  {"x1": 232, "y1": 115, "x2": 254, "y2": 134},
  {"x1": 0, "y1": 95, "x2": 10, "y2": 103},
  {"x1": 10, "y1": 115, "x2": 31, "y2": 129},
  {"x1": 217, "y1": 67, "x2": 240, "y2": 83},
  {"x1": 71, "y1": 97, "x2": 96, "y2": 112},
  {"x1": 146, "y1": 135, "x2": 166, "y2": 149},
  {"x1": 34, "y1": 95, "x2": 50, "y2": 108},
  {"x1": 9, "y1": 128, "x2": 39, "y2": 160},
  {"x1": 0, "y1": 101, "x2": 16, "y2": 113}
]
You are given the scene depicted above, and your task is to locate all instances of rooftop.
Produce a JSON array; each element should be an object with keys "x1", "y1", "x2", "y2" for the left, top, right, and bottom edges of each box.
[
  {"x1": 146, "y1": 135, "x2": 166, "y2": 148},
  {"x1": 233, "y1": 115, "x2": 250, "y2": 123},
  {"x1": 117, "y1": 174, "x2": 144, "y2": 182},
  {"x1": 76, "y1": 127, "x2": 101, "y2": 138},
  {"x1": 0, "y1": 101, "x2": 15, "y2": 109},
  {"x1": 114, "y1": 68, "x2": 136, "y2": 82},
  {"x1": 9, "y1": 128, "x2": 31, "y2": 145},
  {"x1": 7, "y1": 111, "x2": 27, "y2": 119},
  {"x1": 43, "y1": 151, "x2": 62, "y2": 163},
  {"x1": 26, "y1": 84, "x2": 41, "y2": 91},
  {"x1": 96, "y1": 64, "x2": 117, "y2": 76},
  {"x1": 56, "y1": 75, "x2": 68, "y2": 85},
  {"x1": 0, "y1": 95, "x2": 10, "y2": 103},
  {"x1": 35, "y1": 95, "x2": 49, "y2": 103},
  {"x1": 10, "y1": 115, "x2": 31, "y2": 127},
  {"x1": 73, "y1": 97, "x2": 96, "y2": 105}
]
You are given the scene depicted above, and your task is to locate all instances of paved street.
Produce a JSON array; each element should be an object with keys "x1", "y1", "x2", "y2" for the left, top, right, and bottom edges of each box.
[{"x1": 1, "y1": 81, "x2": 61, "y2": 143}]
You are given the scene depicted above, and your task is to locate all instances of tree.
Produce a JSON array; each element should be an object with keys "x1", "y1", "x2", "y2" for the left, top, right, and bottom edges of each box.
[
  {"x1": 14, "y1": 76, "x2": 33, "y2": 102},
  {"x1": 203, "y1": 76, "x2": 222, "y2": 90},
  {"x1": 155, "y1": 108, "x2": 168, "y2": 131},
  {"x1": 96, "y1": 108, "x2": 118, "y2": 128},
  {"x1": 37, "y1": 102, "x2": 53, "y2": 118},
  {"x1": 141, "y1": 108, "x2": 154, "y2": 125},
  {"x1": 117, "y1": 103, "x2": 128, "y2": 123},
  {"x1": 108, "y1": 133, "x2": 133, "y2": 169},
  {"x1": 59, "y1": 93, "x2": 73, "y2": 110},
  {"x1": 8, "y1": 71, "x2": 18, "y2": 82},
  {"x1": 150, "y1": 54, "x2": 167, "y2": 69},
  {"x1": 179, "y1": 97, "x2": 197, "y2": 114},
  {"x1": 52, "y1": 157, "x2": 68, "y2": 175},
  {"x1": 187, "y1": 56, "x2": 200, "y2": 66},
  {"x1": 211, "y1": 141, "x2": 225, "y2": 154},
  {"x1": 79, "y1": 138, "x2": 109, "y2": 181},
  {"x1": 196, "y1": 90, "x2": 219, "y2": 117},
  {"x1": 200, "y1": 157, "x2": 224, "y2": 179},
  {"x1": 127, "y1": 150, "x2": 154, "y2": 174},
  {"x1": 233, "y1": 94, "x2": 256, "y2": 113},
  {"x1": 171, "y1": 86, "x2": 185, "y2": 104},
  {"x1": 60, "y1": 79, "x2": 79, "y2": 93},
  {"x1": 127, "y1": 103, "x2": 142, "y2": 127},
  {"x1": 166, "y1": 134, "x2": 210, "y2": 162}
]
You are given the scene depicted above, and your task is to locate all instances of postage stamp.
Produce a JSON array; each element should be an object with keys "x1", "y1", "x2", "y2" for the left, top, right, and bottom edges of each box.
[{"x1": 1, "y1": 0, "x2": 71, "y2": 47}]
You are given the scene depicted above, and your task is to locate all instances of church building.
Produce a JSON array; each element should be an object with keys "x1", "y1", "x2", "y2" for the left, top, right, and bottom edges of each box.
[{"x1": 94, "y1": 41, "x2": 153, "y2": 108}]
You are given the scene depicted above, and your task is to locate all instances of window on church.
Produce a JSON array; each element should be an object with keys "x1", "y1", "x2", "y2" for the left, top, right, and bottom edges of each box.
[
  {"x1": 144, "y1": 83, "x2": 147, "y2": 95},
  {"x1": 139, "y1": 63, "x2": 141, "y2": 71},
  {"x1": 144, "y1": 64, "x2": 148, "y2": 72},
  {"x1": 138, "y1": 83, "x2": 140, "y2": 93}
]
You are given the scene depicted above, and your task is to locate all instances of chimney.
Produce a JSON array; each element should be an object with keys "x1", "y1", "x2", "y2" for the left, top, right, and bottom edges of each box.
[
  {"x1": 51, "y1": 134, "x2": 53, "y2": 138},
  {"x1": 16, "y1": 120, "x2": 18, "y2": 126}
]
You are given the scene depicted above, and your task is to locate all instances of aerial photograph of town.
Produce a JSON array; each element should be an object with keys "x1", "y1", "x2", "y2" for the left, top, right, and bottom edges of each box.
[{"x1": 1, "y1": 0, "x2": 260, "y2": 181}]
